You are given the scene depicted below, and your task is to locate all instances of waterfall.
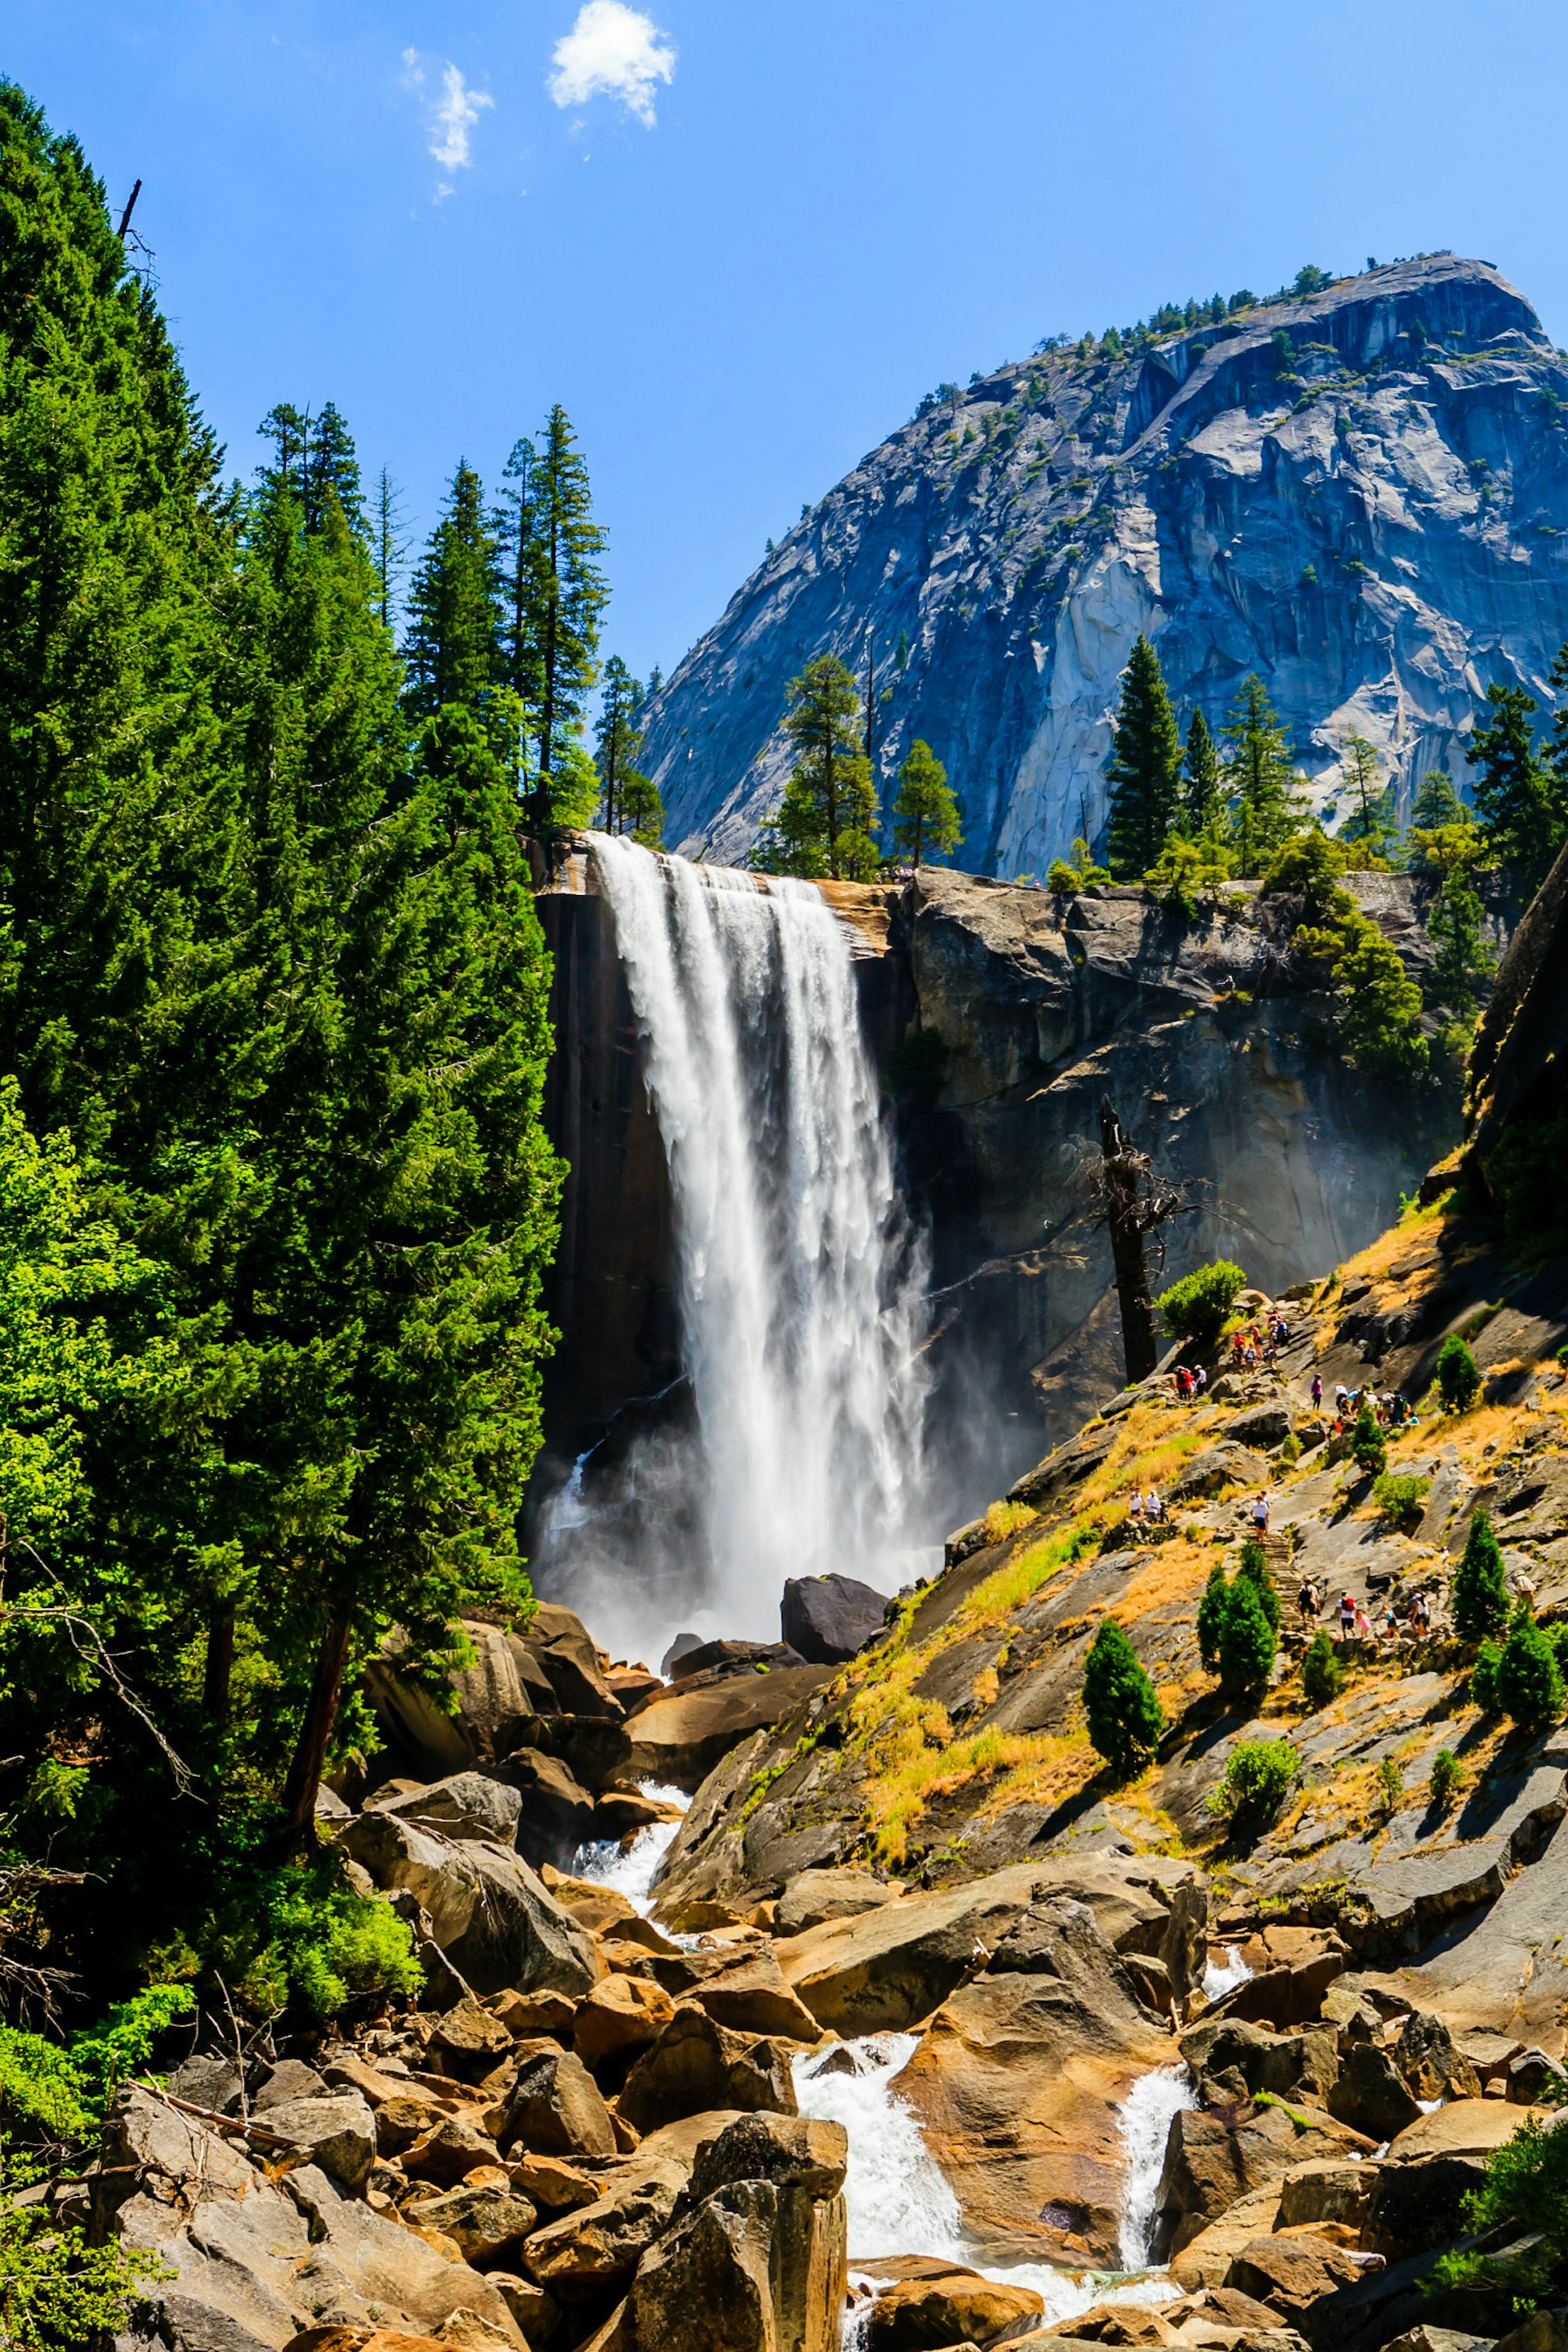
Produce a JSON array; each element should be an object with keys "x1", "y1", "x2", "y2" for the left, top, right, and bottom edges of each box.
[{"x1": 548, "y1": 835, "x2": 928, "y2": 1659}]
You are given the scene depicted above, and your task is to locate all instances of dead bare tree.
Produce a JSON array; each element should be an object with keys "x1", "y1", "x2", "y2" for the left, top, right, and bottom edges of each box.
[{"x1": 1097, "y1": 1096, "x2": 1194, "y2": 1385}]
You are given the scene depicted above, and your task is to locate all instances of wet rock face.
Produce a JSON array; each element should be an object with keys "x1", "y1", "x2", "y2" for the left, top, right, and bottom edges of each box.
[{"x1": 638, "y1": 256, "x2": 1568, "y2": 875}]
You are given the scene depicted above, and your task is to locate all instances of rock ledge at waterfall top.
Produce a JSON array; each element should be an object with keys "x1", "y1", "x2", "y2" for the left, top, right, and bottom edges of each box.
[{"x1": 636, "y1": 254, "x2": 1568, "y2": 874}]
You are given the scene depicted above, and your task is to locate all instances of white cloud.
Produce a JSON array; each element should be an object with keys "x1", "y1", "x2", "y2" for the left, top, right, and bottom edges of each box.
[
  {"x1": 429, "y1": 62, "x2": 494, "y2": 172},
  {"x1": 548, "y1": 1, "x2": 675, "y2": 127}
]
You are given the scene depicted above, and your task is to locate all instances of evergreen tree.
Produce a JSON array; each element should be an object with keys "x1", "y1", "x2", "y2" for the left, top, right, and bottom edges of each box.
[
  {"x1": 1452, "y1": 1508, "x2": 1510, "y2": 1641},
  {"x1": 1217, "y1": 1579, "x2": 1277, "y2": 1696},
  {"x1": 618, "y1": 767, "x2": 665, "y2": 848},
  {"x1": 1351, "y1": 1400, "x2": 1387, "y2": 1477},
  {"x1": 1082, "y1": 1617, "x2": 1165, "y2": 1775},
  {"x1": 1223, "y1": 674, "x2": 1307, "y2": 872},
  {"x1": 403, "y1": 462, "x2": 502, "y2": 724},
  {"x1": 1426, "y1": 867, "x2": 1494, "y2": 1020},
  {"x1": 1410, "y1": 770, "x2": 1468, "y2": 831},
  {"x1": 1497, "y1": 1606, "x2": 1565, "y2": 1728},
  {"x1": 519, "y1": 407, "x2": 608, "y2": 834},
  {"x1": 304, "y1": 401, "x2": 363, "y2": 537},
  {"x1": 756, "y1": 656, "x2": 877, "y2": 880},
  {"x1": 892, "y1": 738, "x2": 962, "y2": 867},
  {"x1": 1338, "y1": 733, "x2": 1396, "y2": 864},
  {"x1": 1236, "y1": 1539, "x2": 1281, "y2": 1632},
  {"x1": 1437, "y1": 1332, "x2": 1482, "y2": 1412},
  {"x1": 1467, "y1": 682, "x2": 1566, "y2": 893},
  {"x1": 1181, "y1": 709, "x2": 1224, "y2": 834},
  {"x1": 1301, "y1": 1628, "x2": 1343, "y2": 1710},
  {"x1": 1196, "y1": 1562, "x2": 1229, "y2": 1673},
  {"x1": 370, "y1": 466, "x2": 411, "y2": 635},
  {"x1": 595, "y1": 655, "x2": 644, "y2": 834},
  {"x1": 1105, "y1": 634, "x2": 1182, "y2": 875}
]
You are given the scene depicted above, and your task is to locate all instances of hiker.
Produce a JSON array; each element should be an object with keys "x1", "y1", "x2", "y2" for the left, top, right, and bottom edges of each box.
[
  {"x1": 1128, "y1": 1490, "x2": 1144, "y2": 1539},
  {"x1": 1311, "y1": 1371, "x2": 1323, "y2": 1410},
  {"x1": 1147, "y1": 1488, "x2": 1165, "y2": 1525},
  {"x1": 1383, "y1": 1599, "x2": 1401, "y2": 1641},
  {"x1": 1414, "y1": 1589, "x2": 1432, "y2": 1635},
  {"x1": 1335, "y1": 1383, "x2": 1349, "y2": 1414},
  {"x1": 1355, "y1": 1601, "x2": 1374, "y2": 1640},
  {"x1": 1252, "y1": 1490, "x2": 1271, "y2": 1536},
  {"x1": 1194, "y1": 1365, "x2": 1208, "y2": 1396},
  {"x1": 1339, "y1": 1591, "x2": 1356, "y2": 1637},
  {"x1": 1297, "y1": 1576, "x2": 1317, "y2": 1627}
]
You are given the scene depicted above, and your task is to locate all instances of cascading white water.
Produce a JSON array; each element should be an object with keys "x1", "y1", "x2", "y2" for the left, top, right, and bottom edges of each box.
[
  {"x1": 568, "y1": 1781, "x2": 691, "y2": 1916},
  {"x1": 551, "y1": 836, "x2": 928, "y2": 1658},
  {"x1": 1116, "y1": 2065, "x2": 1198, "y2": 2269}
]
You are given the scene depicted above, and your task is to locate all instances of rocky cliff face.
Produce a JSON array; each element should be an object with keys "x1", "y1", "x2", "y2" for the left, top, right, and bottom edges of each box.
[{"x1": 638, "y1": 256, "x2": 1568, "y2": 873}]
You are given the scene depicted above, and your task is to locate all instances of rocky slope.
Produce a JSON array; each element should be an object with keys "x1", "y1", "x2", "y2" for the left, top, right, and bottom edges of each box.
[{"x1": 636, "y1": 256, "x2": 1568, "y2": 873}]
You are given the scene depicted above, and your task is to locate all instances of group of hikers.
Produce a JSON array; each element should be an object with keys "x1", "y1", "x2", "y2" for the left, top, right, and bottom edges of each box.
[
  {"x1": 1125, "y1": 1487, "x2": 1169, "y2": 1536},
  {"x1": 1318, "y1": 1378, "x2": 1415, "y2": 1435},
  {"x1": 1226, "y1": 1311, "x2": 1293, "y2": 1371},
  {"x1": 1296, "y1": 1576, "x2": 1435, "y2": 1643}
]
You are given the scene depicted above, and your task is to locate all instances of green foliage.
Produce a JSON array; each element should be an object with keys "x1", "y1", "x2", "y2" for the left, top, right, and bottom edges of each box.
[
  {"x1": 1181, "y1": 709, "x2": 1224, "y2": 834},
  {"x1": 755, "y1": 656, "x2": 878, "y2": 880},
  {"x1": 1301, "y1": 1628, "x2": 1343, "y2": 1710},
  {"x1": 1155, "y1": 1260, "x2": 1247, "y2": 1346},
  {"x1": 1105, "y1": 635, "x2": 1183, "y2": 877},
  {"x1": 0, "y1": 2137, "x2": 171, "y2": 2351},
  {"x1": 1431, "y1": 2109, "x2": 1568, "y2": 2312},
  {"x1": 1262, "y1": 825, "x2": 1349, "y2": 910},
  {"x1": 1486, "y1": 1108, "x2": 1568, "y2": 1270},
  {"x1": 0, "y1": 1984, "x2": 193, "y2": 2149},
  {"x1": 596, "y1": 653, "x2": 657, "y2": 840},
  {"x1": 1082, "y1": 1617, "x2": 1166, "y2": 1777},
  {"x1": 1497, "y1": 1606, "x2": 1566, "y2": 1729},
  {"x1": 1196, "y1": 1563, "x2": 1229, "y2": 1675},
  {"x1": 1425, "y1": 867, "x2": 1494, "y2": 1024},
  {"x1": 1275, "y1": 832, "x2": 1428, "y2": 1080},
  {"x1": 1350, "y1": 1401, "x2": 1387, "y2": 1478},
  {"x1": 1472, "y1": 1637, "x2": 1504, "y2": 1714},
  {"x1": 892, "y1": 738, "x2": 963, "y2": 867},
  {"x1": 1373, "y1": 1470, "x2": 1428, "y2": 1531},
  {"x1": 1217, "y1": 1577, "x2": 1279, "y2": 1697},
  {"x1": 501, "y1": 408, "x2": 610, "y2": 832},
  {"x1": 1336, "y1": 734, "x2": 1396, "y2": 864},
  {"x1": 1375, "y1": 1756, "x2": 1404, "y2": 1811},
  {"x1": 1222, "y1": 675, "x2": 1308, "y2": 872},
  {"x1": 1145, "y1": 832, "x2": 1233, "y2": 915},
  {"x1": 1046, "y1": 836, "x2": 1112, "y2": 893},
  {"x1": 1466, "y1": 679, "x2": 1568, "y2": 896},
  {"x1": 1236, "y1": 1539, "x2": 1281, "y2": 1633},
  {"x1": 1436, "y1": 1332, "x2": 1483, "y2": 1413},
  {"x1": 1454, "y1": 1510, "x2": 1510, "y2": 1642},
  {"x1": 1429, "y1": 1746, "x2": 1462, "y2": 1809},
  {"x1": 1206, "y1": 1736, "x2": 1297, "y2": 1825}
]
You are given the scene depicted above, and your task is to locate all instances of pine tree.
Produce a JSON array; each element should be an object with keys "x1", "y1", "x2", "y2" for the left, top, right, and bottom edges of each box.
[
  {"x1": 1218, "y1": 1579, "x2": 1277, "y2": 1696},
  {"x1": 1496, "y1": 1606, "x2": 1565, "y2": 1728},
  {"x1": 1223, "y1": 675, "x2": 1307, "y2": 872},
  {"x1": 1437, "y1": 1332, "x2": 1482, "y2": 1412},
  {"x1": 1236, "y1": 1539, "x2": 1280, "y2": 1632},
  {"x1": 1181, "y1": 709, "x2": 1223, "y2": 834},
  {"x1": 1426, "y1": 868, "x2": 1494, "y2": 1020},
  {"x1": 1467, "y1": 682, "x2": 1565, "y2": 893},
  {"x1": 1452, "y1": 1509, "x2": 1509, "y2": 1641},
  {"x1": 403, "y1": 462, "x2": 502, "y2": 724},
  {"x1": 1301, "y1": 1628, "x2": 1343, "y2": 1710},
  {"x1": 618, "y1": 768, "x2": 664, "y2": 848},
  {"x1": 892, "y1": 739, "x2": 962, "y2": 867},
  {"x1": 1196, "y1": 1562, "x2": 1229, "y2": 1673},
  {"x1": 1410, "y1": 769, "x2": 1468, "y2": 831},
  {"x1": 370, "y1": 466, "x2": 411, "y2": 634},
  {"x1": 304, "y1": 402, "x2": 363, "y2": 537},
  {"x1": 756, "y1": 656, "x2": 877, "y2": 880},
  {"x1": 1105, "y1": 635, "x2": 1182, "y2": 875},
  {"x1": 1338, "y1": 733, "x2": 1396, "y2": 864},
  {"x1": 1351, "y1": 1400, "x2": 1387, "y2": 1477},
  {"x1": 519, "y1": 407, "x2": 608, "y2": 834},
  {"x1": 595, "y1": 655, "x2": 644, "y2": 834},
  {"x1": 1083, "y1": 1617, "x2": 1165, "y2": 1775}
]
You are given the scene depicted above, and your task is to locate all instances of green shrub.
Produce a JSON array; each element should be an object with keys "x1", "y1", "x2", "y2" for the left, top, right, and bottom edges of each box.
[
  {"x1": 1207, "y1": 1737, "x2": 1298, "y2": 1825},
  {"x1": 0, "y1": 2138, "x2": 171, "y2": 2350},
  {"x1": 1196, "y1": 1563, "x2": 1229, "y2": 1673},
  {"x1": 1376, "y1": 1757, "x2": 1404, "y2": 1811},
  {"x1": 1497, "y1": 1608, "x2": 1566, "y2": 1730},
  {"x1": 1436, "y1": 1332, "x2": 1482, "y2": 1414},
  {"x1": 1351, "y1": 1401, "x2": 1387, "y2": 1478},
  {"x1": 1236, "y1": 1539, "x2": 1281, "y2": 1632},
  {"x1": 1082, "y1": 1618, "x2": 1166, "y2": 1778},
  {"x1": 1454, "y1": 1509, "x2": 1511, "y2": 1641},
  {"x1": 0, "y1": 1984, "x2": 194, "y2": 2154},
  {"x1": 1156, "y1": 1261, "x2": 1248, "y2": 1347},
  {"x1": 1472, "y1": 1637, "x2": 1504, "y2": 1713},
  {"x1": 1217, "y1": 1577, "x2": 1278, "y2": 1697},
  {"x1": 1374, "y1": 1470, "x2": 1429, "y2": 1532},
  {"x1": 1279, "y1": 1432, "x2": 1302, "y2": 1463},
  {"x1": 1431, "y1": 2109, "x2": 1568, "y2": 2310},
  {"x1": 208, "y1": 1864, "x2": 424, "y2": 2020},
  {"x1": 1301, "y1": 1628, "x2": 1343, "y2": 1711},
  {"x1": 1429, "y1": 1747, "x2": 1462, "y2": 1809}
]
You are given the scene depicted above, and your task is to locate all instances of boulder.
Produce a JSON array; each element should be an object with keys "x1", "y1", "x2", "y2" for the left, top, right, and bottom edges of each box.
[
  {"x1": 1169, "y1": 2182, "x2": 1283, "y2": 2292},
  {"x1": 428, "y1": 2000, "x2": 517, "y2": 2083},
  {"x1": 522, "y1": 1603, "x2": 624, "y2": 1720},
  {"x1": 1388, "y1": 2100, "x2": 1542, "y2": 2158},
  {"x1": 500, "y1": 2044, "x2": 618, "y2": 2159},
  {"x1": 1227, "y1": 2232, "x2": 1368, "y2": 2317},
  {"x1": 1363, "y1": 2153, "x2": 1489, "y2": 2260},
  {"x1": 510, "y1": 2152, "x2": 605, "y2": 2213},
  {"x1": 401, "y1": 2115, "x2": 506, "y2": 2185},
  {"x1": 402, "y1": 2184, "x2": 539, "y2": 2269},
  {"x1": 574, "y1": 1976, "x2": 676, "y2": 2065},
  {"x1": 617, "y1": 2006, "x2": 799, "y2": 2136},
  {"x1": 338, "y1": 1811, "x2": 599, "y2": 1997},
  {"x1": 777, "y1": 1866, "x2": 1044, "y2": 2034},
  {"x1": 364, "y1": 1618, "x2": 555, "y2": 1778},
  {"x1": 1276, "y1": 2161, "x2": 1378, "y2": 2232},
  {"x1": 862, "y1": 2270, "x2": 1045, "y2": 2351},
  {"x1": 1229, "y1": 1403, "x2": 1297, "y2": 1450},
  {"x1": 661, "y1": 1633, "x2": 704, "y2": 1677},
  {"x1": 255, "y1": 2060, "x2": 331, "y2": 2111},
  {"x1": 1210, "y1": 1947, "x2": 1348, "y2": 2032},
  {"x1": 779, "y1": 1574, "x2": 889, "y2": 1665},
  {"x1": 491, "y1": 1748, "x2": 598, "y2": 1867},
  {"x1": 664, "y1": 1639, "x2": 808, "y2": 1686},
  {"x1": 373, "y1": 1774, "x2": 523, "y2": 1847},
  {"x1": 523, "y1": 2158, "x2": 687, "y2": 2301},
  {"x1": 1169, "y1": 1445, "x2": 1261, "y2": 1501},
  {"x1": 692, "y1": 1947, "x2": 823, "y2": 2044},
  {"x1": 1326, "y1": 2042, "x2": 1423, "y2": 2141},
  {"x1": 1395, "y1": 2011, "x2": 1482, "y2": 2104},
  {"x1": 1156, "y1": 2102, "x2": 1305, "y2": 2255},
  {"x1": 1180, "y1": 2017, "x2": 1340, "y2": 2108},
  {"x1": 774, "y1": 1869, "x2": 900, "y2": 1938},
  {"x1": 626, "y1": 1665, "x2": 834, "y2": 1790},
  {"x1": 626, "y1": 2118, "x2": 847, "y2": 2352},
  {"x1": 263, "y1": 2093, "x2": 377, "y2": 2196}
]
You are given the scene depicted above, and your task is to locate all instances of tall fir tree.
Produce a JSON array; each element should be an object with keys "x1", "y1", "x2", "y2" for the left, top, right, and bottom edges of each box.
[
  {"x1": 892, "y1": 738, "x2": 963, "y2": 867},
  {"x1": 518, "y1": 407, "x2": 608, "y2": 833},
  {"x1": 1467, "y1": 680, "x2": 1566, "y2": 893},
  {"x1": 1223, "y1": 673, "x2": 1306, "y2": 871},
  {"x1": 1337, "y1": 733, "x2": 1396, "y2": 863},
  {"x1": 755, "y1": 656, "x2": 878, "y2": 880},
  {"x1": 370, "y1": 465, "x2": 411, "y2": 635},
  {"x1": 402, "y1": 461, "x2": 502, "y2": 724},
  {"x1": 595, "y1": 654, "x2": 644, "y2": 835},
  {"x1": 1181, "y1": 708, "x2": 1224, "y2": 834},
  {"x1": 1104, "y1": 634, "x2": 1182, "y2": 875}
]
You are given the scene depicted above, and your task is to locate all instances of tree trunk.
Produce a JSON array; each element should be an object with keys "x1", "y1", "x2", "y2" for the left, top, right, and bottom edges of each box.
[
  {"x1": 279, "y1": 1611, "x2": 352, "y2": 1847},
  {"x1": 203, "y1": 1600, "x2": 234, "y2": 1727},
  {"x1": 1100, "y1": 1095, "x2": 1158, "y2": 1384}
]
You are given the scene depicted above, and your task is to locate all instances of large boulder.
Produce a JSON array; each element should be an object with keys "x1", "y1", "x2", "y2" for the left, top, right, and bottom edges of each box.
[
  {"x1": 364, "y1": 1619, "x2": 555, "y2": 1778},
  {"x1": 523, "y1": 2157, "x2": 688, "y2": 2302},
  {"x1": 893, "y1": 1898, "x2": 1174, "y2": 2262},
  {"x1": 1155, "y1": 2101, "x2": 1307, "y2": 2256},
  {"x1": 617, "y1": 2006, "x2": 799, "y2": 2136},
  {"x1": 626, "y1": 2114, "x2": 848, "y2": 2352},
  {"x1": 501, "y1": 2044, "x2": 618, "y2": 2159},
  {"x1": 779, "y1": 1575, "x2": 888, "y2": 1665},
  {"x1": 372, "y1": 1773, "x2": 523, "y2": 1847},
  {"x1": 1326, "y1": 2042, "x2": 1423, "y2": 2142},
  {"x1": 861, "y1": 2268, "x2": 1045, "y2": 2351},
  {"x1": 574, "y1": 1976, "x2": 676, "y2": 2065},
  {"x1": 401, "y1": 2182, "x2": 539, "y2": 2268},
  {"x1": 523, "y1": 1602, "x2": 625, "y2": 1719},
  {"x1": 260, "y1": 2093, "x2": 376, "y2": 2196},
  {"x1": 338, "y1": 1811, "x2": 598, "y2": 1996},
  {"x1": 774, "y1": 1869, "x2": 900, "y2": 1938},
  {"x1": 692, "y1": 1947, "x2": 823, "y2": 2043},
  {"x1": 628, "y1": 1665, "x2": 834, "y2": 1790}
]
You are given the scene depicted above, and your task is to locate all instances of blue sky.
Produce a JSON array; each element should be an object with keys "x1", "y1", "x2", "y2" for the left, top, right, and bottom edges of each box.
[{"x1": 10, "y1": 2, "x2": 1568, "y2": 685}]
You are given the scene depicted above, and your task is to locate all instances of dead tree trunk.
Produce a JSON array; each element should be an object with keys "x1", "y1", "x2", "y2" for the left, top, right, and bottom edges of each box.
[{"x1": 1100, "y1": 1095, "x2": 1159, "y2": 1384}]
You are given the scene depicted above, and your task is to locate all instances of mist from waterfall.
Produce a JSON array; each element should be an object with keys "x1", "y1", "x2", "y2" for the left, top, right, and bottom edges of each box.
[{"x1": 542, "y1": 835, "x2": 929, "y2": 1661}]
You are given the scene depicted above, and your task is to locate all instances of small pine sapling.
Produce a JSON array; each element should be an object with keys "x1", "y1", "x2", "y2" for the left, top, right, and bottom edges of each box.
[
  {"x1": 1428, "y1": 1748, "x2": 1461, "y2": 1810},
  {"x1": 1301, "y1": 1628, "x2": 1343, "y2": 1711},
  {"x1": 1435, "y1": 1332, "x2": 1482, "y2": 1414},
  {"x1": 1083, "y1": 1618, "x2": 1166, "y2": 1777},
  {"x1": 1351, "y1": 1401, "x2": 1388, "y2": 1479},
  {"x1": 1452, "y1": 1509, "x2": 1510, "y2": 1642},
  {"x1": 1196, "y1": 1562, "x2": 1229, "y2": 1674},
  {"x1": 1218, "y1": 1578, "x2": 1278, "y2": 1697},
  {"x1": 1497, "y1": 1605, "x2": 1566, "y2": 1729},
  {"x1": 1236, "y1": 1538, "x2": 1281, "y2": 1632}
]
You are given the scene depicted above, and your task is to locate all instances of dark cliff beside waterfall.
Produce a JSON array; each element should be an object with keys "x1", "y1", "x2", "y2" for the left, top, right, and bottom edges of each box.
[{"x1": 636, "y1": 256, "x2": 1568, "y2": 874}]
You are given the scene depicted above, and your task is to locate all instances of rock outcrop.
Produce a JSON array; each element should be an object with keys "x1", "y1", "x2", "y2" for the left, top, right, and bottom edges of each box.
[{"x1": 635, "y1": 256, "x2": 1568, "y2": 875}]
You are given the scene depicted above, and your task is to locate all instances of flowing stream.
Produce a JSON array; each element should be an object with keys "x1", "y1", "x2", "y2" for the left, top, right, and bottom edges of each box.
[{"x1": 547, "y1": 836, "x2": 928, "y2": 1659}]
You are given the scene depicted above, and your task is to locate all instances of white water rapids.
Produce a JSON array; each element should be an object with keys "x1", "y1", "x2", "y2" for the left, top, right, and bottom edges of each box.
[{"x1": 546, "y1": 836, "x2": 928, "y2": 1660}]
